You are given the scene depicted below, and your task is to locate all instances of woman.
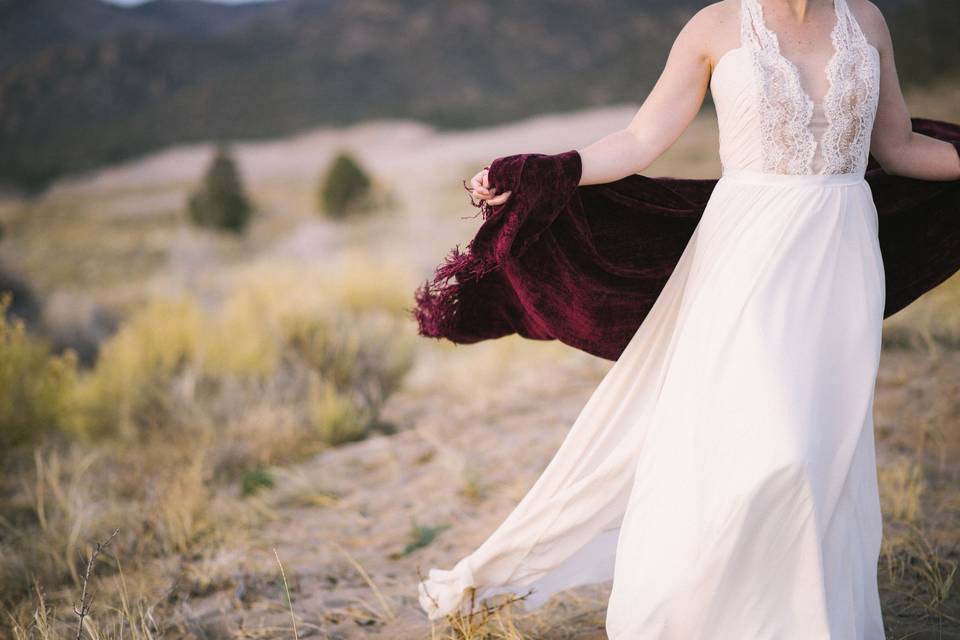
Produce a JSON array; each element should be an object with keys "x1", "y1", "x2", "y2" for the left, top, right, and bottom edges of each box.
[{"x1": 416, "y1": 0, "x2": 960, "y2": 637}]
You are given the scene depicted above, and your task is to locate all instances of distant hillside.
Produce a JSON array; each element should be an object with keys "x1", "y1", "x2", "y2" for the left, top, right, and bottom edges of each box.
[
  {"x1": 0, "y1": 0, "x2": 287, "y2": 69},
  {"x1": 0, "y1": 0, "x2": 956, "y2": 193}
]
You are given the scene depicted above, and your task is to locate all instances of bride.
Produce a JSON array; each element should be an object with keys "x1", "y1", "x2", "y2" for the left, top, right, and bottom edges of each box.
[{"x1": 417, "y1": 0, "x2": 960, "y2": 637}]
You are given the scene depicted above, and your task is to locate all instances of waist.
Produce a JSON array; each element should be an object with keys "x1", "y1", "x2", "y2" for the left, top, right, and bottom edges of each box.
[{"x1": 720, "y1": 168, "x2": 865, "y2": 186}]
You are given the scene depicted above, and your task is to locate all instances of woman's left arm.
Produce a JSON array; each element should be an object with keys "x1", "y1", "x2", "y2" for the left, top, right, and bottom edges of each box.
[{"x1": 864, "y1": 1, "x2": 960, "y2": 181}]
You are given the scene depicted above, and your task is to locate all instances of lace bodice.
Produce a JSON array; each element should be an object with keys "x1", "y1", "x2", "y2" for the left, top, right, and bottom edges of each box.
[{"x1": 710, "y1": 0, "x2": 880, "y2": 176}]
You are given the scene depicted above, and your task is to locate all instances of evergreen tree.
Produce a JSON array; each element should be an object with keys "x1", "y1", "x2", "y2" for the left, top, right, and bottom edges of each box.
[
  {"x1": 318, "y1": 149, "x2": 372, "y2": 218},
  {"x1": 188, "y1": 143, "x2": 253, "y2": 233}
]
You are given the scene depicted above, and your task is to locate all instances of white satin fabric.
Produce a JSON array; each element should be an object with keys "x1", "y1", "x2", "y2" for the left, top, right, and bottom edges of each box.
[{"x1": 418, "y1": 0, "x2": 887, "y2": 637}]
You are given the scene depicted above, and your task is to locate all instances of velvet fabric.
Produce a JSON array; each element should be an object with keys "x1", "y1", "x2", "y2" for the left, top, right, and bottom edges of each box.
[{"x1": 412, "y1": 117, "x2": 960, "y2": 362}]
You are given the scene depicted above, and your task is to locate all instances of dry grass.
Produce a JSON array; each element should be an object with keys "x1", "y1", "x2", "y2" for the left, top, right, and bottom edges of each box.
[
  {"x1": 0, "y1": 256, "x2": 418, "y2": 638},
  {"x1": 879, "y1": 456, "x2": 928, "y2": 525},
  {"x1": 874, "y1": 345, "x2": 960, "y2": 637},
  {"x1": 416, "y1": 571, "x2": 532, "y2": 640},
  {"x1": 883, "y1": 272, "x2": 960, "y2": 354}
]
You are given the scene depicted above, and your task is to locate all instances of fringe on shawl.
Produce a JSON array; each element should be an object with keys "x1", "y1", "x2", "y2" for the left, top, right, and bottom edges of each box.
[{"x1": 411, "y1": 181, "x2": 501, "y2": 339}]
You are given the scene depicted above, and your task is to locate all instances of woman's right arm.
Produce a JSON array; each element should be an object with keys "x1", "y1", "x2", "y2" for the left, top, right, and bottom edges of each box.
[
  {"x1": 470, "y1": 4, "x2": 720, "y2": 202},
  {"x1": 577, "y1": 7, "x2": 716, "y2": 186}
]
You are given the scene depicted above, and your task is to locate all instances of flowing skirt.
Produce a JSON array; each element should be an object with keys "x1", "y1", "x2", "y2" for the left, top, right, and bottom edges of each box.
[{"x1": 418, "y1": 168, "x2": 888, "y2": 640}]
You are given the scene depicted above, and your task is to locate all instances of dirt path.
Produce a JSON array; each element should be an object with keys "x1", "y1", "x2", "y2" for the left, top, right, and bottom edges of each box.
[{"x1": 174, "y1": 337, "x2": 614, "y2": 639}]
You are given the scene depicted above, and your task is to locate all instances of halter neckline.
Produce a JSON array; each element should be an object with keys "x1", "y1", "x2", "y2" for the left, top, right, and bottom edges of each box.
[{"x1": 741, "y1": 0, "x2": 844, "y2": 108}]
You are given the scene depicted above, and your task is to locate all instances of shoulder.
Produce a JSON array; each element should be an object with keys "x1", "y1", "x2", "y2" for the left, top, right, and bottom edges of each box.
[
  {"x1": 845, "y1": 0, "x2": 894, "y2": 52},
  {"x1": 674, "y1": 0, "x2": 739, "y2": 66},
  {"x1": 681, "y1": 0, "x2": 737, "y2": 37}
]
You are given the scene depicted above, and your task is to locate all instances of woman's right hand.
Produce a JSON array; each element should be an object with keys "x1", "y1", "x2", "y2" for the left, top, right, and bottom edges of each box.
[{"x1": 469, "y1": 166, "x2": 512, "y2": 206}]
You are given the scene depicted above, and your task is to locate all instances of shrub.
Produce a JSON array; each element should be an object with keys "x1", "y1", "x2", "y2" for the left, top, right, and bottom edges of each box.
[
  {"x1": 0, "y1": 260, "x2": 42, "y2": 327},
  {"x1": 317, "y1": 149, "x2": 373, "y2": 218},
  {"x1": 241, "y1": 467, "x2": 274, "y2": 496},
  {"x1": 187, "y1": 143, "x2": 254, "y2": 233},
  {"x1": 285, "y1": 312, "x2": 415, "y2": 432},
  {"x1": 67, "y1": 296, "x2": 205, "y2": 440},
  {"x1": 66, "y1": 276, "x2": 415, "y2": 445},
  {"x1": 0, "y1": 294, "x2": 77, "y2": 449},
  {"x1": 307, "y1": 373, "x2": 371, "y2": 445}
]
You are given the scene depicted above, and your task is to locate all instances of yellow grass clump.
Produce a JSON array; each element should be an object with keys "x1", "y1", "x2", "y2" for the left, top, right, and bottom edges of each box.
[
  {"x1": 60, "y1": 258, "x2": 416, "y2": 444},
  {"x1": 0, "y1": 294, "x2": 78, "y2": 449}
]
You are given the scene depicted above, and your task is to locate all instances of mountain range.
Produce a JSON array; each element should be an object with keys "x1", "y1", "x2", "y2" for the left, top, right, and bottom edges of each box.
[{"x1": 0, "y1": 0, "x2": 956, "y2": 193}]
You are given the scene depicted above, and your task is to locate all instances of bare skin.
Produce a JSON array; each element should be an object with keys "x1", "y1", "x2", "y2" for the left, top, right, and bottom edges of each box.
[{"x1": 470, "y1": 0, "x2": 960, "y2": 206}]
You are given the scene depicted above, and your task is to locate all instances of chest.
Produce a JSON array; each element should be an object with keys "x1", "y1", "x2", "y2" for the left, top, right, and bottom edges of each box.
[{"x1": 710, "y1": 0, "x2": 881, "y2": 175}]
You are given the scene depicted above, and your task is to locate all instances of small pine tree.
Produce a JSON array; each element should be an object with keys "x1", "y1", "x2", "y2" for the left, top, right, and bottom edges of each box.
[
  {"x1": 318, "y1": 149, "x2": 372, "y2": 218},
  {"x1": 188, "y1": 143, "x2": 254, "y2": 233}
]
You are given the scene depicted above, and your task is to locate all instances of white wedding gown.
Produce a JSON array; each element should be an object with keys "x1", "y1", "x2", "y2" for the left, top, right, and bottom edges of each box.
[{"x1": 418, "y1": 0, "x2": 888, "y2": 637}]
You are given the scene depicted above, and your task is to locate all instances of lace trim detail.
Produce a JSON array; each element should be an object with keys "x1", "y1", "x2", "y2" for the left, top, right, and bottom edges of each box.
[
  {"x1": 741, "y1": 0, "x2": 879, "y2": 175},
  {"x1": 820, "y1": 0, "x2": 881, "y2": 174},
  {"x1": 741, "y1": 0, "x2": 820, "y2": 175}
]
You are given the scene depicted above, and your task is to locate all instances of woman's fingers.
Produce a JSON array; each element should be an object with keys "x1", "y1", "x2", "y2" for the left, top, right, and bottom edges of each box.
[
  {"x1": 486, "y1": 190, "x2": 512, "y2": 205},
  {"x1": 469, "y1": 166, "x2": 510, "y2": 203},
  {"x1": 471, "y1": 169, "x2": 491, "y2": 196}
]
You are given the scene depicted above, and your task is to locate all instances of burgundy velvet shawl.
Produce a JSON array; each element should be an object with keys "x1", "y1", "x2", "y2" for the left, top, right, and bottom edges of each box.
[{"x1": 412, "y1": 117, "x2": 960, "y2": 362}]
